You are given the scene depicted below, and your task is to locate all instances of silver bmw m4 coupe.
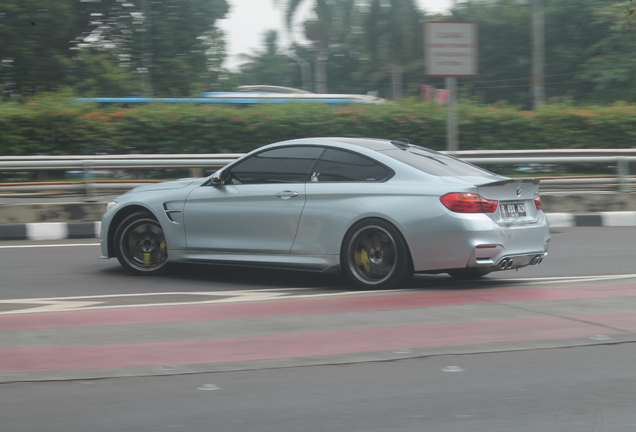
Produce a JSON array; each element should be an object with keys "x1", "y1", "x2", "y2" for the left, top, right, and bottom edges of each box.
[{"x1": 100, "y1": 137, "x2": 550, "y2": 289}]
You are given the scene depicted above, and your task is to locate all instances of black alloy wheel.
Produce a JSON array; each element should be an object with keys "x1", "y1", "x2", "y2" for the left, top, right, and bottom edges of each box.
[
  {"x1": 341, "y1": 218, "x2": 413, "y2": 289},
  {"x1": 114, "y1": 212, "x2": 168, "y2": 275}
]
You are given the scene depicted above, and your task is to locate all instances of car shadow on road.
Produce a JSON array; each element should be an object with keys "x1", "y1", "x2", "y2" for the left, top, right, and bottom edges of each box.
[{"x1": 99, "y1": 262, "x2": 518, "y2": 293}]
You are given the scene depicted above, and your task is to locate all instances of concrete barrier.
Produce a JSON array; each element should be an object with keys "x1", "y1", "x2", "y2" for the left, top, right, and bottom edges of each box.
[
  {"x1": 0, "y1": 202, "x2": 107, "y2": 224},
  {"x1": 1, "y1": 193, "x2": 635, "y2": 241}
]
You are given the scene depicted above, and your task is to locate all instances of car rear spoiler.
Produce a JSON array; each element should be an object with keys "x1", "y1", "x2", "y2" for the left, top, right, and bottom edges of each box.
[{"x1": 478, "y1": 178, "x2": 540, "y2": 187}]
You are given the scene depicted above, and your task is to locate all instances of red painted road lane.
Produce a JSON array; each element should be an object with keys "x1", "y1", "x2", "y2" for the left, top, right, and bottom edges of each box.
[
  {"x1": 0, "y1": 291, "x2": 486, "y2": 331},
  {"x1": 2, "y1": 313, "x2": 635, "y2": 374},
  {"x1": 0, "y1": 283, "x2": 635, "y2": 332}
]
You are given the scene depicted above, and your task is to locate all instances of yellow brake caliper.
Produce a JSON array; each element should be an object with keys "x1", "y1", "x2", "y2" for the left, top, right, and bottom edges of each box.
[
  {"x1": 354, "y1": 249, "x2": 370, "y2": 271},
  {"x1": 157, "y1": 240, "x2": 167, "y2": 260},
  {"x1": 144, "y1": 240, "x2": 166, "y2": 266}
]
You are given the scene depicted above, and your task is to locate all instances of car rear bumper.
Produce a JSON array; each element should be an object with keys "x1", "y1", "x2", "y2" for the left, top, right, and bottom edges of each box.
[{"x1": 407, "y1": 212, "x2": 551, "y2": 273}]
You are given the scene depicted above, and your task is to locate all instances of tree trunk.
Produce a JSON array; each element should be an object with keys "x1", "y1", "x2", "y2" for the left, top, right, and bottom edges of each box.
[
  {"x1": 315, "y1": 47, "x2": 328, "y2": 94},
  {"x1": 390, "y1": 56, "x2": 403, "y2": 100}
]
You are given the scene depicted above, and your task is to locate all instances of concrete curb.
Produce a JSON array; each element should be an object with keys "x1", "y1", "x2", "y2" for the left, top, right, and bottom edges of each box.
[
  {"x1": 0, "y1": 212, "x2": 634, "y2": 241},
  {"x1": 547, "y1": 211, "x2": 636, "y2": 228},
  {"x1": 0, "y1": 222, "x2": 101, "y2": 241}
]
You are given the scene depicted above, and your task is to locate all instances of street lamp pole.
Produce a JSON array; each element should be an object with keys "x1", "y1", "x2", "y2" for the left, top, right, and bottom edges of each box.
[
  {"x1": 286, "y1": 52, "x2": 312, "y2": 92},
  {"x1": 532, "y1": 0, "x2": 545, "y2": 110}
]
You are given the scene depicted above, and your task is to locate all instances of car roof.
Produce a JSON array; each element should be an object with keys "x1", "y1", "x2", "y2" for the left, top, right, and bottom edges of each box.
[{"x1": 286, "y1": 137, "x2": 424, "y2": 152}]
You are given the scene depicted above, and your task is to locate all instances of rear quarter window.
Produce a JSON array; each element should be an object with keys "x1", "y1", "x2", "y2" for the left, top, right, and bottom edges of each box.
[
  {"x1": 380, "y1": 148, "x2": 496, "y2": 177},
  {"x1": 312, "y1": 148, "x2": 392, "y2": 182}
]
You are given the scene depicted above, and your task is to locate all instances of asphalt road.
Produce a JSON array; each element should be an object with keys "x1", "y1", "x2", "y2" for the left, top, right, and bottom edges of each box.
[
  {"x1": 1, "y1": 227, "x2": 635, "y2": 431},
  {"x1": 0, "y1": 227, "x2": 634, "y2": 300},
  {"x1": 3, "y1": 344, "x2": 636, "y2": 432}
]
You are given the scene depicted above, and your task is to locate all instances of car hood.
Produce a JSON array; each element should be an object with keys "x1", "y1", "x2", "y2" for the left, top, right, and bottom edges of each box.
[{"x1": 125, "y1": 178, "x2": 206, "y2": 194}]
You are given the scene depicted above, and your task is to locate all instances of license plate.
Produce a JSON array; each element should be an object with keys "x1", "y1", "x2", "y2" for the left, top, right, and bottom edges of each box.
[{"x1": 501, "y1": 202, "x2": 526, "y2": 218}]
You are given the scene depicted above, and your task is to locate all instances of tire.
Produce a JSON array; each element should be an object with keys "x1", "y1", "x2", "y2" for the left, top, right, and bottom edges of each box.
[
  {"x1": 447, "y1": 268, "x2": 491, "y2": 279},
  {"x1": 114, "y1": 212, "x2": 168, "y2": 275},
  {"x1": 341, "y1": 219, "x2": 413, "y2": 289}
]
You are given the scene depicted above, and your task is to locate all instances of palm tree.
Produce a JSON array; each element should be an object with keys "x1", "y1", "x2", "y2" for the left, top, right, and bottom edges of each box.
[
  {"x1": 276, "y1": 0, "x2": 333, "y2": 93},
  {"x1": 365, "y1": 0, "x2": 422, "y2": 100},
  {"x1": 238, "y1": 30, "x2": 297, "y2": 87}
]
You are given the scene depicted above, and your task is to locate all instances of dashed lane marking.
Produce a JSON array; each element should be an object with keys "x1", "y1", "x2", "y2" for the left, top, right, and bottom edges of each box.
[
  {"x1": 0, "y1": 289, "x2": 396, "y2": 315},
  {"x1": 0, "y1": 243, "x2": 100, "y2": 249},
  {"x1": 494, "y1": 274, "x2": 636, "y2": 285},
  {"x1": 0, "y1": 273, "x2": 635, "y2": 315}
]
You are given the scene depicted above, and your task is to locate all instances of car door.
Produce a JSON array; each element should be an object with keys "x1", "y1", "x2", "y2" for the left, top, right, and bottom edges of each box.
[
  {"x1": 183, "y1": 146, "x2": 323, "y2": 254},
  {"x1": 292, "y1": 148, "x2": 395, "y2": 255}
]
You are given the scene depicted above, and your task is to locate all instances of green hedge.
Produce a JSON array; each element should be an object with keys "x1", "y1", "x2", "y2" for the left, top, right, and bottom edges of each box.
[{"x1": 1, "y1": 95, "x2": 635, "y2": 156}]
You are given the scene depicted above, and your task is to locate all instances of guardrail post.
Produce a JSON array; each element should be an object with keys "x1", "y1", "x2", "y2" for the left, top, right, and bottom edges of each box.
[
  {"x1": 617, "y1": 157, "x2": 630, "y2": 192},
  {"x1": 84, "y1": 160, "x2": 96, "y2": 201}
]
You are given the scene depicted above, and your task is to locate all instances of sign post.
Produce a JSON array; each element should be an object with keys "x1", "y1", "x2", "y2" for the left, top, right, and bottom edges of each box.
[{"x1": 424, "y1": 22, "x2": 478, "y2": 153}]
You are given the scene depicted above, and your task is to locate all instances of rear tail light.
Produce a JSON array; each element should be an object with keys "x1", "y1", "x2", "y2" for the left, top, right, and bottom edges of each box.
[
  {"x1": 440, "y1": 193, "x2": 499, "y2": 213},
  {"x1": 533, "y1": 196, "x2": 542, "y2": 210}
]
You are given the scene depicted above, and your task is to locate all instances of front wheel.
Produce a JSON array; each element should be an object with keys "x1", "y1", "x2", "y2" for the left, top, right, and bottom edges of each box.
[
  {"x1": 341, "y1": 219, "x2": 413, "y2": 289},
  {"x1": 114, "y1": 212, "x2": 168, "y2": 275}
]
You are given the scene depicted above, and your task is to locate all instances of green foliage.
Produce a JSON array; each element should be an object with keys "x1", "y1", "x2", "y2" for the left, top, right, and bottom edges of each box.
[
  {"x1": 576, "y1": 2, "x2": 636, "y2": 101},
  {"x1": 237, "y1": 31, "x2": 299, "y2": 88},
  {"x1": 2, "y1": 97, "x2": 636, "y2": 156},
  {"x1": 0, "y1": 0, "x2": 230, "y2": 98},
  {"x1": 63, "y1": 52, "x2": 137, "y2": 97},
  {"x1": 0, "y1": 0, "x2": 83, "y2": 95}
]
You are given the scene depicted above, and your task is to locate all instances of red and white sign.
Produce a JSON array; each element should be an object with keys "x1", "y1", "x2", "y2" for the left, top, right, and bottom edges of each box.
[
  {"x1": 424, "y1": 22, "x2": 478, "y2": 77},
  {"x1": 420, "y1": 85, "x2": 435, "y2": 101},
  {"x1": 435, "y1": 89, "x2": 450, "y2": 104}
]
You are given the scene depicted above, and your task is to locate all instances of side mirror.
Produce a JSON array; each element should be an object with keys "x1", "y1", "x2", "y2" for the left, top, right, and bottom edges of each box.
[{"x1": 209, "y1": 169, "x2": 229, "y2": 186}]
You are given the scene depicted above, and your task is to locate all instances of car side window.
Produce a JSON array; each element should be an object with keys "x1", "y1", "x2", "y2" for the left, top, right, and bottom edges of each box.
[
  {"x1": 229, "y1": 146, "x2": 323, "y2": 184},
  {"x1": 311, "y1": 149, "x2": 392, "y2": 182}
]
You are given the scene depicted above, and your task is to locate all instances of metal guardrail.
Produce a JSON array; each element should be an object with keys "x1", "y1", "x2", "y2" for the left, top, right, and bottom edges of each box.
[
  {"x1": 0, "y1": 154, "x2": 241, "y2": 170},
  {"x1": 1, "y1": 150, "x2": 634, "y2": 199}
]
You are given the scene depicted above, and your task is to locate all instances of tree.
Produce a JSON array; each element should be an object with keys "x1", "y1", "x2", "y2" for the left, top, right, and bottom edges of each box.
[
  {"x1": 278, "y1": 0, "x2": 356, "y2": 93},
  {"x1": 363, "y1": 0, "x2": 423, "y2": 100},
  {"x1": 64, "y1": 51, "x2": 136, "y2": 97},
  {"x1": 238, "y1": 30, "x2": 298, "y2": 87},
  {"x1": 0, "y1": 0, "x2": 229, "y2": 98},
  {"x1": 76, "y1": 0, "x2": 230, "y2": 97},
  {"x1": 0, "y1": 0, "x2": 86, "y2": 96},
  {"x1": 577, "y1": 2, "x2": 636, "y2": 102},
  {"x1": 451, "y1": 0, "x2": 533, "y2": 105},
  {"x1": 448, "y1": 0, "x2": 619, "y2": 106},
  {"x1": 543, "y1": 0, "x2": 613, "y2": 100}
]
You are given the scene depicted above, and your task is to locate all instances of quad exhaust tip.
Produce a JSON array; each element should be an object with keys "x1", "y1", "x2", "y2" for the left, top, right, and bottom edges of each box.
[
  {"x1": 530, "y1": 255, "x2": 544, "y2": 265},
  {"x1": 500, "y1": 255, "x2": 544, "y2": 269},
  {"x1": 498, "y1": 258, "x2": 515, "y2": 270}
]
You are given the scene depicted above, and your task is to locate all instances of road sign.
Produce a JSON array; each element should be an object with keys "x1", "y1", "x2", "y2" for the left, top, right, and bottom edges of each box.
[{"x1": 424, "y1": 22, "x2": 478, "y2": 77}]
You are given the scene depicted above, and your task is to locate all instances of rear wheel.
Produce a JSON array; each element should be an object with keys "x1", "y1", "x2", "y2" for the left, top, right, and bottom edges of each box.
[
  {"x1": 114, "y1": 212, "x2": 168, "y2": 275},
  {"x1": 447, "y1": 268, "x2": 491, "y2": 279},
  {"x1": 341, "y1": 219, "x2": 412, "y2": 289}
]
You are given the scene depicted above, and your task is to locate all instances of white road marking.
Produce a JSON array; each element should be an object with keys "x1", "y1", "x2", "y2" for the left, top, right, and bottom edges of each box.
[
  {"x1": 0, "y1": 289, "x2": 397, "y2": 315},
  {"x1": 493, "y1": 274, "x2": 636, "y2": 285},
  {"x1": 0, "y1": 243, "x2": 100, "y2": 249},
  {"x1": 0, "y1": 300, "x2": 105, "y2": 314},
  {"x1": 1, "y1": 276, "x2": 634, "y2": 315}
]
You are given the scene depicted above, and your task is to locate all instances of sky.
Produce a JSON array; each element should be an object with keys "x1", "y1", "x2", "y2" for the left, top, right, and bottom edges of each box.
[{"x1": 218, "y1": 0, "x2": 453, "y2": 70}]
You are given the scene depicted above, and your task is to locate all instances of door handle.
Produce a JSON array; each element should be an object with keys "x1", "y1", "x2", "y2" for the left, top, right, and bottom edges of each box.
[{"x1": 275, "y1": 190, "x2": 299, "y2": 199}]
